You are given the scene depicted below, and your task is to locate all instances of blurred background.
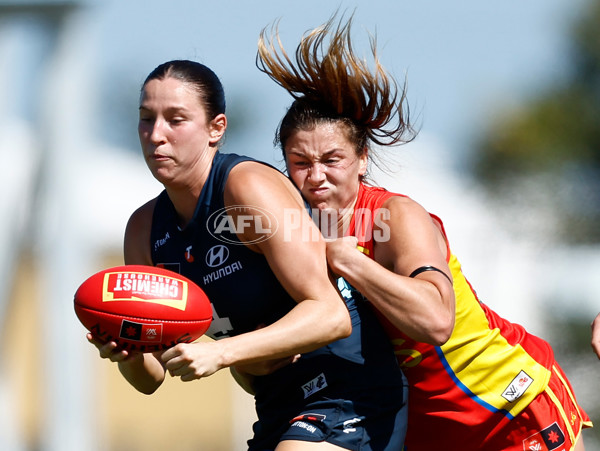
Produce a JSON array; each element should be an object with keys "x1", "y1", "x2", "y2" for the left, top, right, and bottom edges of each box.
[{"x1": 0, "y1": 0, "x2": 598, "y2": 449}]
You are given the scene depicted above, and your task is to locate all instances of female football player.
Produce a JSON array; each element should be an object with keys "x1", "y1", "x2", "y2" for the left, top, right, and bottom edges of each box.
[
  {"x1": 86, "y1": 59, "x2": 408, "y2": 450},
  {"x1": 256, "y1": 13, "x2": 592, "y2": 450}
]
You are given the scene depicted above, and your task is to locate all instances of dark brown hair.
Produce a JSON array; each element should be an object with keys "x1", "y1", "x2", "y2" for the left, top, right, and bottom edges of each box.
[
  {"x1": 256, "y1": 13, "x2": 416, "y2": 162},
  {"x1": 143, "y1": 60, "x2": 226, "y2": 121}
]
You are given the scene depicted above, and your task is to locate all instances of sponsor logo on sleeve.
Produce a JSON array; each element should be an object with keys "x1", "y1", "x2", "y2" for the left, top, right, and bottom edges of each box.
[{"x1": 502, "y1": 370, "x2": 533, "y2": 403}]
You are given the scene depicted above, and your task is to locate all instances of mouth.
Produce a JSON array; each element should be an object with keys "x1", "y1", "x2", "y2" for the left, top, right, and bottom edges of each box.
[
  {"x1": 148, "y1": 152, "x2": 170, "y2": 162},
  {"x1": 307, "y1": 186, "x2": 329, "y2": 197}
]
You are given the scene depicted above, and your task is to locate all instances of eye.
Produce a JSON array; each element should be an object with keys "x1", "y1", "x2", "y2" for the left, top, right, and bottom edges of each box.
[
  {"x1": 295, "y1": 162, "x2": 312, "y2": 169},
  {"x1": 138, "y1": 109, "x2": 155, "y2": 123},
  {"x1": 138, "y1": 116, "x2": 155, "y2": 127},
  {"x1": 169, "y1": 117, "x2": 186, "y2": 125}
]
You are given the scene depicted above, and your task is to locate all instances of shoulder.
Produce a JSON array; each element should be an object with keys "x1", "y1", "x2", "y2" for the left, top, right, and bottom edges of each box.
[
  {"x1": 379, "y1": 194, "x2": 433, "y2": 224},
  {"x1": 224, "y1": 161, "x2": 313, "y2": 250},
  {"x1": 226, "y1": 160, "x2": 302, "y2": 206},
  {"x1": 228, "y1": 160, "x2": 284, "y2": 183},
  {"x1": 127, "y1": 197, "x2": 158, "y2": 228},
  {"x1": 124, "y1": 196, "x2": 159, "y2": 265},
  {"x1": 379, "y1": 195, "x2": 447, "y2": 241},
  {"x1": 375, "y1": 194, "x2": 449, "y2": 264},
  {"x1": 375, "y1": 194, "x2": 443, "y2": 249}
]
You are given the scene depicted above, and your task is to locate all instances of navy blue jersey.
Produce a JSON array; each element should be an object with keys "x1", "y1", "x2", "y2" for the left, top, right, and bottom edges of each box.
[{"x1": 150, "y1": 152, "x2": 407, "y2": 450}]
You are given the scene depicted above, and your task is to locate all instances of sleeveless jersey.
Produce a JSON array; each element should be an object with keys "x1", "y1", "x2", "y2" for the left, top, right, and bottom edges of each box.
[
  {"x1": 149, "y1": 153, "x2": 406, "y2": 449},
  {"x1": 349, "y1": 183, "x2": 558, "y2": 448}
]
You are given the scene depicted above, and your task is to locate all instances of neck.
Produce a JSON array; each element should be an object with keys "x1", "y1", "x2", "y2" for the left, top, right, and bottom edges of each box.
[
  {"x1": 313, "y1": 196, "x2": 359, "y2": 240},
  {"x1": 167, "y1": 190, "x2": 200, "y2": 229},
  {"x1": 165, "y1": 151, "x2": 215, "y2": 228}
]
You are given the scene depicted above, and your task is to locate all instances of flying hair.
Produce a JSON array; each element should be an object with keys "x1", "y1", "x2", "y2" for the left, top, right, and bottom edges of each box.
[{"x1": 256, "y1": 11, "x2": 416, "y2": 149}]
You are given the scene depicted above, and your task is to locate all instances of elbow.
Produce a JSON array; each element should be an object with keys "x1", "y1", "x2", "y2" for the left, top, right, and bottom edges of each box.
[
  {"x1": 426, "y1": 288, "x2": 455, "y2": 346},
  {"x1": 338, "y1": 318, "x2": 352, "y2": 339},
  {"x1": 128, "y1": 376, "x2": 163, "y2": 395},
  {"x1": 334, "y1": 316, "x2": 352, "y2": 340},
  {"x1": 137, "y1": 382, "x2": 161, "y2": 395},
  {"x1": 329, "y1": 307, "x2": 353, "y2": 341},
  {"x1": 428, "y1": 313, "x2": 455, "y2": 346},
  {"x1": 139, "y1": 388, "x2": 156, "y2": 396}
]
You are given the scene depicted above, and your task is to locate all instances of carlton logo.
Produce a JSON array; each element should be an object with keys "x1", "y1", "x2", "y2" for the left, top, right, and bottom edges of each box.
[
  {"x1": 206, "y1": 205, "x2": 278, "y2": 245},
  {"x1": 102, "y1": 271, "x2": 188, "y2": 310}
]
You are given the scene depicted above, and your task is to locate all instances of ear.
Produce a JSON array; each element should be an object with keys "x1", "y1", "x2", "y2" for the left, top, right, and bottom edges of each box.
[
  {"x1": 208, "y1": 113, "x2": 227, "y2": 145},
  {"x1": 358, "y1": 148, "x2": 368, "y2": 176}
]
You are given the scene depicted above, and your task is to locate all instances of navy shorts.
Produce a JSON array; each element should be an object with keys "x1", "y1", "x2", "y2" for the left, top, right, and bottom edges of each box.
[{"x1": 249, "y1": 386, "x2": 408, "y2": 451}]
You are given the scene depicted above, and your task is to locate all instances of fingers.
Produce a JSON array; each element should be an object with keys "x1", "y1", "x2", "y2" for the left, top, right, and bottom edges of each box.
[
  {"x1": 86, "y1": 333, "x2": 129, "y2": 362},
  {"x1": 161, "y1": 344, "x2": 192, "y2": 378},
  {"x1": 160, "y1": 344, "x2": 180, "y2": 362},
  {"x1": 160, "y1": 343, "x2": 221, "y2": 381},
  {"x1": 86, "y1": 332, "x2": 104, "y2": 348},
  {"x1": 165, "y1": 359, "x2": 199, "y2": 381}
]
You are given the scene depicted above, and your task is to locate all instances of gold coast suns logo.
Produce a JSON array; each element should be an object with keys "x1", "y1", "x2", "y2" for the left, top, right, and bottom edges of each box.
[{"x1": 101, "y1": 271, "x2": 188, "y2": 310}]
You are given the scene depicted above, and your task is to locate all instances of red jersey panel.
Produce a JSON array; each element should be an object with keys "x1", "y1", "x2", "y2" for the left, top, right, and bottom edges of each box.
[{"x1": 347, "y1": 183, "x2": 589, "y2": 449}]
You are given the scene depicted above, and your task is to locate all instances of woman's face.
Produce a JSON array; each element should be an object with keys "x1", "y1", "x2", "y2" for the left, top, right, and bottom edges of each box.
[
  {"x1": 284, "y1": 122, "x2": 367, "y2": 213},
  {"x1": 138, "y1": 77, "x2": 223, "y2": 186}
]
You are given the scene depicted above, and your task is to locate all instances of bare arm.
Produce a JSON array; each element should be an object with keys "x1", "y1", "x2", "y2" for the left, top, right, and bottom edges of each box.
[
  {"x1": 592, "y1": 313, "x2": 600, "y2": 359},
  {"x1": 162, "y1": 162, "x2": 352, "y2": 381},
  {"x1": 87, "y1": 198, "x2": 167, "y2": 395},
  {"x1": 326, "y1": 196, "x2": 455, "y2": 345}
]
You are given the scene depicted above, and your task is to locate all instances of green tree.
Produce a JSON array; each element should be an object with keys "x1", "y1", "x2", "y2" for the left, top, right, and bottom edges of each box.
[{"x1": 472, "y1": 0, "x2": 600, "y2": 243}]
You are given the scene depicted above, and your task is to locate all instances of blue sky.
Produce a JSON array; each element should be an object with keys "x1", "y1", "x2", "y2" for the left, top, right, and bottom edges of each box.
[{"x1": 90, "y1": 0, "x2": 587, "y2": 166}]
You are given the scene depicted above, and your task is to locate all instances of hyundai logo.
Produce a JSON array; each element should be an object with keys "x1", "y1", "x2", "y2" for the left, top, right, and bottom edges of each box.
[{"x1": 205, "y1": 245, "x2": 230, "y2": 267}]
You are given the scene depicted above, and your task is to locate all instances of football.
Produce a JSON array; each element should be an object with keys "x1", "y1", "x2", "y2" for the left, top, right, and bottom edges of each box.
[{"x1": 74, "y1": 265, "x2": 212, "y2": 352}]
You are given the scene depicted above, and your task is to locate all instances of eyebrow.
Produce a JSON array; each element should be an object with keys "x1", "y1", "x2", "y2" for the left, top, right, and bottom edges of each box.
[
  {"x1": 138, "y1": 105, "x2": 190, "y2": 114},
  {"x1": 288, "y1": 149, "x2": 342, "y2": 159}
]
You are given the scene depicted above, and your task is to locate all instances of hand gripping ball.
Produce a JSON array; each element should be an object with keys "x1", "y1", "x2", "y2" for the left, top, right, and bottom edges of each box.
[{"x1": 74, "y1": 265, "x2": 212, "y2": 352}]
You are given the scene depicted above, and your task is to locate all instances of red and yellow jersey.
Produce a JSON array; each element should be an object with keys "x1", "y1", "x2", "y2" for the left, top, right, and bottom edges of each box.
[{"x1": 349, "y1": 183, "x2": 562, "y2": 447}]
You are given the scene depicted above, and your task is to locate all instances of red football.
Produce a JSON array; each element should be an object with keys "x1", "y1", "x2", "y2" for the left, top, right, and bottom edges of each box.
[{"x1": 74, "y1": 265, "x2": 212, "y2": 352}]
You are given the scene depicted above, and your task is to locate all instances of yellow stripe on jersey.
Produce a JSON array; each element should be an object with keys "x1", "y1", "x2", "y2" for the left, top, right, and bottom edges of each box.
[
  {"x1": 546, "y1": 383, "x2": 575, "y2": 446},
  {"x1": 438, "y1": 253, "x2": 552, "y2": 418},
  {"x1": 356, "y1": 245, "x2": 370, "y2": 256}
]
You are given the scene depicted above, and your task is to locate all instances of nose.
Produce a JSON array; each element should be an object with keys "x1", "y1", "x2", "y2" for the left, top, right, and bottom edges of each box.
[
  {"x1": 307, "y1": 163, "x2": 326, "y2": 184},
  {"x1": 149, "y1": 119, "x2": 167, "y2": 145}
]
